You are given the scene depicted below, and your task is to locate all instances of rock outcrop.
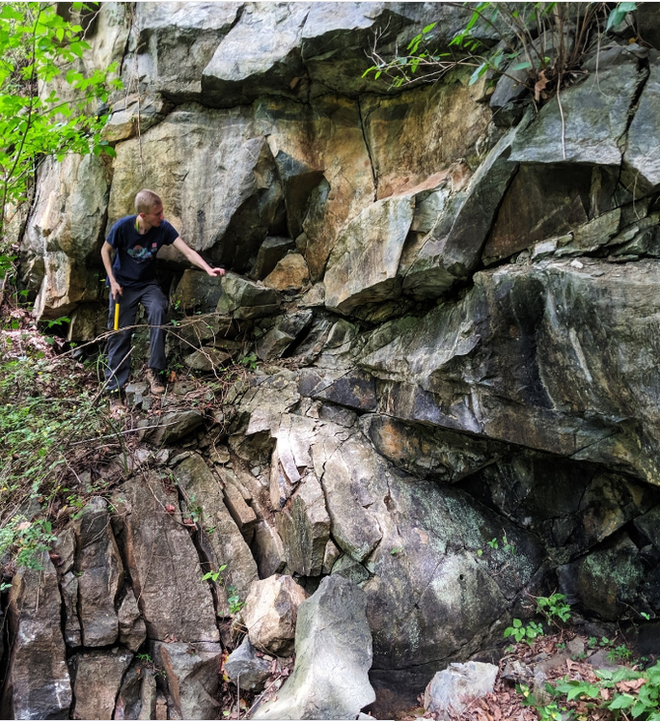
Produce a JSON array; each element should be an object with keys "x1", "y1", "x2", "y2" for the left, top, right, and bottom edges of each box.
[{"x1": 10, "y1": 1, "x2": 660, "y2": 719}]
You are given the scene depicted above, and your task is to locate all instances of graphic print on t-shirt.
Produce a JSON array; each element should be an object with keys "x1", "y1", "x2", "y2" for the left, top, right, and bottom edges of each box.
[{"x1": 127, "y1": 242, "x2": 159, "y2": 262}]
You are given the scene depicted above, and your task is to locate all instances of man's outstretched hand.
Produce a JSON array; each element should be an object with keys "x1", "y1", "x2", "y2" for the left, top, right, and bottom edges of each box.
[{"x1": 207, "y1": 267, "x2": 226, "y2": 278}]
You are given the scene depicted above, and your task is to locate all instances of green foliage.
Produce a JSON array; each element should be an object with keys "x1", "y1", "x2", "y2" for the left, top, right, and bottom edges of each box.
[
  {"x1": 202, "y1": 564, "x2": 244, "y2": 615},
  {"x1": 363, "y1": 2, "x2": 638, "y2": 96},
  {"x1": 550, "y1": 661, "x2": 660, "y2": 720},
  {"x1": 239, "y1": 351, "x2": 258, "y2": 371},
  {"x1": 504, "y1": 594, "x2": 572, "y2": 646},
  {"x1": 536, "y1": 592, "x2": 571, "y2": 624},
  {"x1": 607, "y1": 645, "x2": 633, "y2": 664},
  {"x1": 0, "y1": 2, "x2": 121, "y2": 243},
  {"x1": 504, "y1": 617, "x2": 545, "y2": 644},
  {"x1": 0, "y1": 342, "x2": 116, "y2": 569},
  {"x1": 0, "y1": 515, "x2": 57, "y2": 569},
  {"x1": 518, "y1": 684, "x2": 566, "y2": 721}
]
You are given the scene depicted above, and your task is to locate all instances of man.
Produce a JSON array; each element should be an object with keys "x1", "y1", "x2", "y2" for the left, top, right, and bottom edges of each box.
[{"x1": 101, "y1": 189, "x2": 225, "y2": 400}]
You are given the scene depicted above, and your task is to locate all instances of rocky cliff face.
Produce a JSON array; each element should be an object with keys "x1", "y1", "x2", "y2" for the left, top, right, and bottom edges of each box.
[{"x1": 10, "y1": 2, "x2": 660, "y2": 719}]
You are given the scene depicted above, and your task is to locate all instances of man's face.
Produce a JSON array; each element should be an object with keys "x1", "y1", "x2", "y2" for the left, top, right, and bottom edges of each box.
[{"x1": 141, "y1": 204, "x2": 164, "y2": 228}]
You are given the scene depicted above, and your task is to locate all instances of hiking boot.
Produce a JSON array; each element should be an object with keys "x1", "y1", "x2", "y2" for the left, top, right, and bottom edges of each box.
[{"x1": 146, "y1": 368, "x2": 166, "y2": 395}]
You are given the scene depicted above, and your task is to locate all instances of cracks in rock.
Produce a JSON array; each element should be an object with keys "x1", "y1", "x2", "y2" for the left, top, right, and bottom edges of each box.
[
  {"x1": 616, "y1": 55, "x2": 651, "y2": 175},
  {"x1": 172, "y1": 478, "x2": 223, "y2": 637},
  {"x1": 357, "y1": 96, "x2": 378, "y2": 201}
]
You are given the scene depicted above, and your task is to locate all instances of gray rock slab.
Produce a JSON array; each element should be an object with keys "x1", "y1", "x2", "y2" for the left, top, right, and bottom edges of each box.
[
  {"x1": 251, "y1": 575, "x2": 375, "y2": 720},
  {"x1": 71, "y1": 648, "x2": 133, "y2": 721},
  {"x1": 139, "y1": 409, "x2": 204, "y2": 445},
  {"x1": 76, "y1": 497, "x2": 123, "y2": 647},
  {"x1": 2, "y1": 555, "x2": 72, "y2": 720},
  {"x1": 324, "y1": 194, "x2": 414, "y2": 314},
  {"x1": 113, "y1": 474, "x2": 220, "y2": 643},
  {"x1": 171, "y1": 269, "x2": 225, "y2": 313},
  {"x1": 361, "y1": 258, "x2": 660, "y2": 486},
  {"x1": 225, "y1": 637, "x2": 272, "y2": 693},
  {"x1": 624, "y1": 62, "x2": 660, "y2": 194},
  {"x1": 202, "y1": 3, "x2": 309, "y2": 107},
  {"x1": 424, "y1": 662, "x2": 498, "y2": 720},
  {"x1": 153, "y1": 641, "x2": 224, "y2": 720},
  {"x1": 216, "y1": 272, "x2": 282, "y2": 316},
  {"x1": 510, "y1": 55, "x2": 642, "y2": 165}
]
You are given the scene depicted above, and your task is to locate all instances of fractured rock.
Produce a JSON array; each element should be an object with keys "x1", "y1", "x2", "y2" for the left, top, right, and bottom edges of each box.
[
  {"x1": 71, "y1": 648, "x2": 133, "y2": 721},
  {"x1": 118, "y1": 588, "x2": 147, "y2": 652},
  {"x1": 242, "y1": 575, "x2": 308, "y2": 656},
  {"x1": 172, "y1": 454, "x2": 259, "y2": 607},
  {"x1": 253, "y1": 236, "x2": 297, "y2": 280},
  {"x1": 251, "y1": 575, "x2": 375, "y2": 720},
  {"x1": 76, "y1": 496, "x2": 123, "y2": 647},
  {"x1": 153, "y1": 641, "x2": 224, "y2": 720},
  {"x1": 224, "y1": 637, "x2": 272, "y2": 693},
  {"x1": 114, "y1": 663, "x2": 157, "y2": 721},
  {"x1": 256, "y1": 309, "x2": 313, "y2": 360},
  {"x1": 276, "y1": 473, "x2": 331, "y2": 577},
  {"x1": 324, "y1": 194, "x2": 414, "y2": 314},
  {"x1": 112, "y1": 474, "x2": 219, "y2": 643},
  {"x1": 2, "y1": 554, "x2": 72, "y2": 720}
]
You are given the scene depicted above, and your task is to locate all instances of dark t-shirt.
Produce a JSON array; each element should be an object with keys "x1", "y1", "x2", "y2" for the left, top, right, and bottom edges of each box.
[{"x1": 106, "y1": 215, "x2": 179, "y2": 287}]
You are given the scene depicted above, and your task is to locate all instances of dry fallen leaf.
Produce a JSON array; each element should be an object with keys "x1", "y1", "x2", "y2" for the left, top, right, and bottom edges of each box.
[
  {"x1": 616, "y1": 677, "x2": 646, "y2": 693},
  {"x1": 534, "y1": 69, "x2": 548, "y2": 102}
]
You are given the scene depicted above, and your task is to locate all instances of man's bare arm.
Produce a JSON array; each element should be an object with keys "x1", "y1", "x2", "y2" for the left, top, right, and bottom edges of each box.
[
  {"x1": 101, "y1": 241, "x2": 123, "y2": 298},
  {"x1": 172, "y1": 237, "x2": 225, "y2": 277}
]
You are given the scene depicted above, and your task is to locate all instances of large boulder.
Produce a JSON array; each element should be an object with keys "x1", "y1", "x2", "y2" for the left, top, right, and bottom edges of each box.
[{"x1": 251, "y1": 575, "x2": 375, "y2": 720}]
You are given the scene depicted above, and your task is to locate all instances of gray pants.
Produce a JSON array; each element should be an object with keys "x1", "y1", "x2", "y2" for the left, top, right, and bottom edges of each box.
[{"x1": 105, "y1": 282, "x2": 168, "y2": 392}]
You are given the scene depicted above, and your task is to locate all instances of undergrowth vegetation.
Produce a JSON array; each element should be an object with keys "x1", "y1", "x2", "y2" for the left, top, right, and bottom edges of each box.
[
  {"x1": 0, "y1": 314, "x2": 118, "y2": 569},
  {"x1": 364, "y1": 2, "x2": 638, "y2": 100},
  {"x1": 499, "y1": 594, "x2": 660, "y2": 721}
]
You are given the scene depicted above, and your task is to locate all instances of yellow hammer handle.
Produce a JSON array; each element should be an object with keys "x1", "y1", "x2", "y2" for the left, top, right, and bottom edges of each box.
[{"x1": 113, "y1": 300, "x2": 120, "y2": 330}]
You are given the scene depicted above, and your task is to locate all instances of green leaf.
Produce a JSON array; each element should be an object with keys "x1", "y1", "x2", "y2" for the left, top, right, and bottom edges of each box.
[
  {"x1": 510, "y1": 61, "x2": 532, "y2": 71},
  {"x1": 469, "y1": 61, "x2": 489, "y2": 85},
  {"x1": 608, "y1": 694, "x2": 636, "y2": 710},
  {"x1": 422, "y1": 22, "x2": 436, "y2": 34}
]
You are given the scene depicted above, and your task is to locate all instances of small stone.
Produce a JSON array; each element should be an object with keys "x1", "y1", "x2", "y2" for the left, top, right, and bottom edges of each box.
[{"x1": 224, "y1": 637, "x2": 272, "y2": 692}]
